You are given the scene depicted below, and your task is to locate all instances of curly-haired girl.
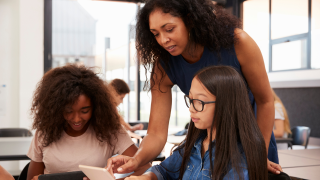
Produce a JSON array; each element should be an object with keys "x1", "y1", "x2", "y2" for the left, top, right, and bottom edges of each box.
[
  {"x1": 107, "y1": 0, "x2": 282, "y2": 175},
  {"x1": 26, "y1": 65, "x2": 150, "y2": 180}
]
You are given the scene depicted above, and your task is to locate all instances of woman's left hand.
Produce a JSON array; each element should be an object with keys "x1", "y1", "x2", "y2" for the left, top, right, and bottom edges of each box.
[{"x1": 267, "y1": 159, "x2": 282, "y2": 174}]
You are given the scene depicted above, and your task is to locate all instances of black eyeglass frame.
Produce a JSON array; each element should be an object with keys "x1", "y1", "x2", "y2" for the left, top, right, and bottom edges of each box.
[{"x1": 184, "y1": 95, "x2": 216, "y2": 112}]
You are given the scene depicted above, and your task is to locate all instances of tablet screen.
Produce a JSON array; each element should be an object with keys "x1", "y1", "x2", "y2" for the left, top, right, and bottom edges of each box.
[{"x1": 79, "y1": 165, "x2": 115, "y2": 180}]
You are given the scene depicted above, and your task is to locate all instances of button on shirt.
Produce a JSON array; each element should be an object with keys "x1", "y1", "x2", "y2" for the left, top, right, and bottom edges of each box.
[{"x1": 147, "y1": 133, "x2": 249, "y2": 180}]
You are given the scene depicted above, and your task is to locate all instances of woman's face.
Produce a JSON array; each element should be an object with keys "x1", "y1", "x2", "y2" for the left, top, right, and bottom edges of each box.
[
  {"x1": 188, "y1": 78, "x2": 216, "y2": 131},
  {"x1": 63, "y1": 94, "x2": 92, "y2": 134},
  {"x1": 149, "y1": 8, "x2": 189, "y2": 56}
]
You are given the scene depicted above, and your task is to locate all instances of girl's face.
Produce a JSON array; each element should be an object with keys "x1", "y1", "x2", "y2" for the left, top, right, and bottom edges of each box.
[
  {"x1": 114, "y1": 93, "x2": 126, "y2": 107},
  {"x1": 149, "y1": 8, "x2": 189, "y2": 56},
  {"x1": 63, "y1": 94, "x2": 92, "y2": 135},
  {"x1": 189, "y1": 78, "x2": 216, "y2": 130}
]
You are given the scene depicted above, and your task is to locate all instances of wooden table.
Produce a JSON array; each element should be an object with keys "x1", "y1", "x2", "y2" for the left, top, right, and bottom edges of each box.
[{"x1": 0, "y1": 137, "x2": 32, "y2": 161}]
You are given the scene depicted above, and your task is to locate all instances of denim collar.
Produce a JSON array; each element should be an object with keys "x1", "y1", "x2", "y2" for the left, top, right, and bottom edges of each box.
[{"x1": 193, "y1": 131, "x2": 216, "y2": 153}]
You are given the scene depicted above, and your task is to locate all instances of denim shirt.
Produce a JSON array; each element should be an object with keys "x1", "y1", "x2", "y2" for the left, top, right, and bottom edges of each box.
[{"x1": 147, "y1": 133, "x2": 249, "y2": 180}]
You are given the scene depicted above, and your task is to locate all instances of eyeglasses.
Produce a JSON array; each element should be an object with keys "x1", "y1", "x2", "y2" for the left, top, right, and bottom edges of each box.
[{"x1": 184, "y1": 95, "x2": 215, "y2": 112}]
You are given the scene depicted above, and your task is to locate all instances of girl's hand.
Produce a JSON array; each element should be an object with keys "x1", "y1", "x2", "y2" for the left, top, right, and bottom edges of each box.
[
  {"x1": 106, "y1": 155, "x2": 139, "y2": 174},
  {"x1": 31, "y1": 175, "x2": 41, "y2": 180},
  {"x1": 267, "y1": 159, "x2": 282, "y2": 174},
  {"x1": 125, "y1": 175, "x2": 150, "y2": 180}
]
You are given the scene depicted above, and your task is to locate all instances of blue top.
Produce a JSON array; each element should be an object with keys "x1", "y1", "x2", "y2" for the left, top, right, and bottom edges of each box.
[
  {"x1": 147, "y1": 132, "x2": 249, "y2": 180},
  {"x1": 160, "y1": 46, "x2": 279, "y2": 163}
]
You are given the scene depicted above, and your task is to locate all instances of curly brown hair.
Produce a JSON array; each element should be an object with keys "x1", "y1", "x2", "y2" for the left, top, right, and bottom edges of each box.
[
  {"x1": 31, "y1": 64, "x2": 121, "y2": 147},
  {"x1": 136, "y1": 0, "x2": 241, "y2": 91}
]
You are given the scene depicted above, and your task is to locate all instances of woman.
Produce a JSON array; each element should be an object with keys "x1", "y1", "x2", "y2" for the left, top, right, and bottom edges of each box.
[
  {"x1": 127, "y1": 66, "x2": 269, "y2": 180},
  {"x1": 107, "y1": 0, "x2": 281, "y2": 174},
  {"x1": 108, "y1": 79, "x2": 144, "y2": 132},
  {"x1": 26, "y1": 65, "x2": 150, "y2": 180},
  {"x1": 272, "y1": 89, "x2": 291, "y2": 138}
]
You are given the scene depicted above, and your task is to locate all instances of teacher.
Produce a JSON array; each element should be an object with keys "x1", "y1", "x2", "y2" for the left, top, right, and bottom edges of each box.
[{"x1": 107, "y1": 0, "x2": 281, "y2": 174}]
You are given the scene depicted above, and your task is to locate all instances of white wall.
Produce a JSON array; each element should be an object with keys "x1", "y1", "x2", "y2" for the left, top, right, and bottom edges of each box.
[
  {"x1": 0, "y1": 0, "x2": 44, "y2": 173},
  {"x1": 0, "y1": 0, "x2": 20, "y2": 128},
  {"x1": 268, "y1": 69, "x2": 320, "y2": 88},
  {"x1": 19, "y1": 0, "x2": 44, "y2": 129}
]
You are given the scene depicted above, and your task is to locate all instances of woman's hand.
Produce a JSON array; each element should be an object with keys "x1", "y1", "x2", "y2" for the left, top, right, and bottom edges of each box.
[
  {"x1": 106, "y1": 155, "x2": 140, "y2": 174},
  {"x1": 267, "y1": 159, "x2": 282, "y2": 174}
]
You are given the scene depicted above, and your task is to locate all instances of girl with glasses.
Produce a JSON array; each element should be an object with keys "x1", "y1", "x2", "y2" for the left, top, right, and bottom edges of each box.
[{"x1": 125, "y1": 66, "x2": 270, "y2": 180}]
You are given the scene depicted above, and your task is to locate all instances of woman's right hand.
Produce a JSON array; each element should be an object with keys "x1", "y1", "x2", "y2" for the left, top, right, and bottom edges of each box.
[{"x1": 106, "y1": 155, "x2": 140, "y2": 174}]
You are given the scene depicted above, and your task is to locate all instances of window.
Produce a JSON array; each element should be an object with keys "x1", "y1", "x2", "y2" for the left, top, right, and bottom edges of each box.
[{"x1": 243, "y1": 0, "x2": 318, "y2": 72}]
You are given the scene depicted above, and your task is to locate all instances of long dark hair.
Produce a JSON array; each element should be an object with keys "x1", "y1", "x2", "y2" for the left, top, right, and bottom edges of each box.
[
  {"x1": 136, "y1": 0, "x2": 241, "y2": 91},
  {"x1": 175, "y1": 66, "x2": 267, "y2": 180},
  {"x1": 31, "y1": 64, "x2": 121, "y2": 147}
]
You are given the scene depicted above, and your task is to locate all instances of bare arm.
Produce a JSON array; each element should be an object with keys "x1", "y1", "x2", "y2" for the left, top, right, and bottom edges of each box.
[
  {"x1": 121, "y1": 145, "x2": 151, "y2": 176},
  {"x1": 119, "y1": 114, "x2": 134, "y2": 131},
  {"x1": 234, "y1": 28, "x2": 275, "y2": 152},
  {"x1": 27, "y1": 161, "x2": 45, "y2": 180},
  {"x1": 273, "y1": 120, "x2": 285, "y2": 138},
  {"x1": 134, "y1": 64, "x2": 173, "y2": 167},
  {"x1": 0, "y1": 165, "x2": 14, "y2": 180},
  {"x1": 124, "y1": 172, "x2": 157, "y2": 180}
]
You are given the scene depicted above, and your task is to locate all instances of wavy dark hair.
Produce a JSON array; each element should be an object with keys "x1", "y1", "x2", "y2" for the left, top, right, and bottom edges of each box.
[
  {"x1": 31, "y1": 64, "x2": 121, "y2": 147},
  {"x1": 136, "y1": 0, "x2": 241, "y2": 91},
  {"x1": 174, "y1": 66, "x2": 267, "y2": 180},
  {"x1": 109, "y1": 79, "x2": 130, "y2": 95}
]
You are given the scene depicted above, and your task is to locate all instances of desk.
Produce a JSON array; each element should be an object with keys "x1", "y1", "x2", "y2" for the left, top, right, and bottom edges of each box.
[
  {"x1": 275, "y1": 138, "x2": 292, "y2": 144},
  {"x1": 0, "y1": 137, "x2": 32, "y2": 161},
  {"x1": 279, "y1": 149, "x2": 320, "y2": 161},
  {"x1": 167, "y1": 135, "x2": 186, "y2": 145},
  {"x1": 283, "y1": 166, "x2": 320, "y2": 180}
]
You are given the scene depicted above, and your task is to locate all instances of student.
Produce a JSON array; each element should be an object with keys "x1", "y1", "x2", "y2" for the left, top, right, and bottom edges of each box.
[
  {"x1": 26, "y1": 65, "x2": 150, "y2": 180},
  {"x1": 0, "y1": 166, "x2": 14, "y2": 180},
  {"x1": 107, "y1": 0, "x2": 281, "y2": 174},
  {"x1": 115, "y1": 66, "x2": 271, "y2": 180},
  {"x1": 272, "y1": 89, "x2": 291, "y2": 138},
  {"x1": 108, "y1": 79, "x2": 144, "y2": 132}
]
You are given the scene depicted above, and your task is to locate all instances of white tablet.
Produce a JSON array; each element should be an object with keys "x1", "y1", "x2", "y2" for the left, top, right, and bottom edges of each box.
[{"x1": 79, "y1": 165, "x2": 115, "y2": 180}]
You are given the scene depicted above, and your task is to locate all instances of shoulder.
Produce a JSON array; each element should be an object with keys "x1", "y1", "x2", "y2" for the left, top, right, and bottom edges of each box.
[{"x1": 233, "y1": 28, "x2": 256, "y2": 51}]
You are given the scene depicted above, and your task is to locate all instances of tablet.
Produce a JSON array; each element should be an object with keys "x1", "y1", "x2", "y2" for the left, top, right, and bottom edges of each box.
[{"x1": 79, "y1": 165, "x2": 115, "y2": 180}]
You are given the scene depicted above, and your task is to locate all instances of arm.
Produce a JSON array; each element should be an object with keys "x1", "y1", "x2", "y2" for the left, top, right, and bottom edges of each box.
[
  {"x1": 273, "y1": 120, "x2": 285, "y2": 138},
  {"x1": 0, "y1": 165, "x2": 14, "y2": 180},
  {"x1": 106, "y1": 64, "x2": 174, "y2": 173},
  {"x1": 26, "y1": 161, "x2": 45, "y2": 180},
  {"x1": 119, "y1": 114, "x2": 134, "y2": 131},
  {"x1": 134, "y1": 64, "x2": 174, "y2": 167},
  {"x1": 234, "y1": 28, "x2": 274, "y2": 152},
  {"x1": 234, "y1": 29, "x2": 282, "y2": 174},
  {"x1": 121, "y1": 144, "x2": 151, "y2": 176}
]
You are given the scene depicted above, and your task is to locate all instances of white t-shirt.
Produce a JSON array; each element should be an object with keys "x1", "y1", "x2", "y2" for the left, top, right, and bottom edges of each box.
[
  {"x1": 274, "y1": 102, "x2": 287, "y2": 138},
  {"x1": 27, "y1": 125, "x2": 134, "y2": 174}
]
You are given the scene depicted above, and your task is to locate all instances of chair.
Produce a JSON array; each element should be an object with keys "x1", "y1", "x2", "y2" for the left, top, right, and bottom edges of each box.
[
  {"x1": 268, "y1": 171, "x2": 292, "y2": 180},
  {"x1": 17, "y1": 162, "x2": 30, "y2": 180},
  {"x1": 288, "y1": 126, "x2": 311, "y2": 149},
  {"x1": 128, "y1": 122, "x2": 148, "y2": 130},
  {"x1": 0, "y1": 128, "x2": 32, "y2": 137},
  {"x1": 38, "y1": 171, "x2": 86, "y2": 180}
]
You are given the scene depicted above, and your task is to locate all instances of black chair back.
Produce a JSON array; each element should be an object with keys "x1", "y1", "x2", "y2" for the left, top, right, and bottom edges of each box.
[
  {"x1": 38, "y1": 171, "x2": 86, "y2": 180},
  {"x1": 268, "y1": 171, "x2": 292, "y2": 180},
  {"x1": 128, "y1": 122, "x2": 148, "y2": 130},
  {"x1": 18, "y1": 162, "x2": 30, "y2": 180},
  {"x1": 0, "y1": 128, "x2": 32, "y2": 137},
  {"x1": 291, "y1": 126, "x2": 311, "y2": 149}
]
